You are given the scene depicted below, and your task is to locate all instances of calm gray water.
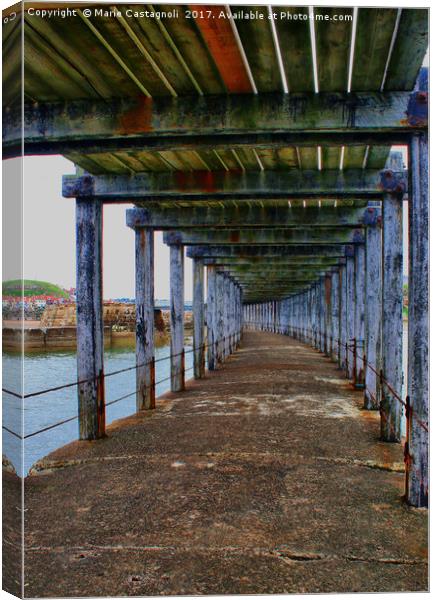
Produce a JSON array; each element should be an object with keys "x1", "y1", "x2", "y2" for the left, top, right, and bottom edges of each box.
[
  {"x1": 3, "y1": 342, "x2": 193, "y2": 476},
  {"x1": 3, "y1": 327, "x2": 408, "y2": 476}
]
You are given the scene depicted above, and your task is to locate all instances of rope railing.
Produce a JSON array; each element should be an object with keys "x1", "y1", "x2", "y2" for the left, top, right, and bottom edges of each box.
[{"x1": 2, "y1": 332, "x2": 240, "y2": 440}]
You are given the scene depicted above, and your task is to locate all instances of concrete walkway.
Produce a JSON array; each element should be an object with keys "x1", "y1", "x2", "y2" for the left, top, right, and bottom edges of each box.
[{"x1": 24, "y1": 331, "x2": 427, "y2": 596}]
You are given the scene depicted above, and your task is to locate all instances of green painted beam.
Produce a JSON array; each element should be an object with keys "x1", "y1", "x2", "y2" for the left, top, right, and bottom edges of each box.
[
  {"x1": 163, "y1": 228, "x2": 364, "y2": 246},
  {"x1": 187, "y1": 245, "x2": 346, "y2": 258},
  {"x1": 126, "y1": 206, "x2": 377, "y2": 228},
  {"x1": 5, "y1": 91, "x2": 426, "y2": 158},
  {"x1": 64, "y1": 170, "x2": 400, "y2": 201},
  {"x1": 202, "y1": 258, "x2": 340, "y2": 267},
  {"x1": 222, "y1": 271, "x2": 320, "y2": 278}
]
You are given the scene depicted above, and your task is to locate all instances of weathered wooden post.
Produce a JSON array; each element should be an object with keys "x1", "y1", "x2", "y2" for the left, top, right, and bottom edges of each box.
[
  {"x1": 223, "y1": 275, "x2": 229, "y2": 359},
  {"x1": 339, "y1": 260, "x2": 347, "y2": 370},
  {"x1": 354, "y1": 243, "x2": 365, "y2": 388},
  {"x1": 170, "y1": 243, "x2": 185, "y2": 392},
  {"x1": 216, "y1": 273, "x2": 225, "y2": 363},
  {"x1": 134, "y1": 227, "x2": 155, "y2": 410},
  {"x1": 345, "y1": 247, "x2": 356, "y2": 380},
  {"x1": 229, "y1": 281, "x2": 234, "y2": 351},
  {"x1": 381, "y1": 182, "x2": 403, "y2": 442},
  {"x1": 207, "y1": 265, "x2": 217, "y2": 370},
  {"x1": 330, "y1": 268, "x2": 340, "y2": 362},
  {"x1": 325, "y1": 273, "x2": 332, "y2": 356},
  {"x1": 407, "y1": 131, "x2": 428, "y2": 506},
  {"x1": 193, "y1": 258, "x2": 205, "y2": 379},
  {"x1": 227, "y1": 277, "x2": 233, "y2": 354},
  {"x1": 310, "y1": 286, "x2": 315, "y2": 345},
  {"x1": 319, "y1": 276, "x2": 326, "y2": 353},
  {"x1": 76, "y1": 199, "x2": 105, "y2": 440},
  {"x1": 313, "y1": 284, "x2": 319, "y2": 348},
  {"x1": 237, "y1": 286, "x2": 242, "y2": 343},
  {"x1": 364, "y1": 214, "x2": 382, "y2": 408}
]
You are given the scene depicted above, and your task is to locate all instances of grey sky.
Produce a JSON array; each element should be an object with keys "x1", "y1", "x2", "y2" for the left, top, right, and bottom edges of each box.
[
  {"x1": 4, "y1": 150, "x2": 408, "y2": 300},
  {"x1": 15, "y1": 155, "x2": 193, "y2": 300}
]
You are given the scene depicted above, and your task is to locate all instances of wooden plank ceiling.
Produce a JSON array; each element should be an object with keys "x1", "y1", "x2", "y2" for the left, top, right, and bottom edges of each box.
[{"x1": 4, "y1": 4, "x2": 427, "y2": 178}]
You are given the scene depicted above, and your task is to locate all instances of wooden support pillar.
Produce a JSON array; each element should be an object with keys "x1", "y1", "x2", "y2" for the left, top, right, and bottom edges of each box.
[
  {"x1": 135, "y1": 228, "x2": 155, "y2": 410},
  {"x1": 314, "y1": 281, "x2": 320, "y2": 350},
  {"x1": 339, "y1": 262, "x2": 347, "y2": 370},
  {"x1": 76, "y1": 199, "x2": 105, "y2": 440},
  {"x1": 225, "y1": 277, "x2": 231, "y2": 357},
  {"x1": 216, "y1": 273, "x2": 225, "y2": 363},
  {"x1": 319, "y1": 276, "x2": 326, "y2": 352},
  {"x1": 238, "y1": 287, "x2": 242, "y2": 342},
  {"x1": 407, "y1": 132, "x2": 428, "y2": 506},
  {"x1": 325, "y1": 273, "x2": 332, "y2": 355},
  {"x1": 229, "y1": 281, "x2": 233, "y2": 351},
  {"x1": 206, "y1": 266, "x2": 217, "y2": 370},
  {"x1": 345, "y1": 248, "x2": 355, "y2": 380},
  {"x1": 364, "y1": 219, "x2": 382, "y2": 409},
  {"x1": 381, "y1": 192, "x2": 403, "y2": 442},
  {"x1": 310, "y1": 286, "x2": 315, "y2": 345},
  {"x1": 193, "y1": 258, "x2": 205, "y2": 379},
  {"x1": 170, "y1": 244, "x2": 185, "y2": 392},
  {"x1": 354, "y1": 244, "x2": 366, "y2": 388},
  {"x1": 330, "y1": 269, "x2": 340, "y2": 362}
]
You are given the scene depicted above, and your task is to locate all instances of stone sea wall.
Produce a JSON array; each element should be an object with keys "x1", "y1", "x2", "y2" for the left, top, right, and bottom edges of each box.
[{"x1": 3, "y1": 304, "x2": 193, "y2": 351}]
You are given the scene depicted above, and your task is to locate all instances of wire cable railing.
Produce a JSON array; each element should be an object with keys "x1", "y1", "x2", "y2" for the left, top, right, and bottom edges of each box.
[
  {"x1": 244, "y1": 320, "x2": 428, "y2": 436},
  {"x1": 2, "y1": 333, "x2": 239, "y2": 440}
]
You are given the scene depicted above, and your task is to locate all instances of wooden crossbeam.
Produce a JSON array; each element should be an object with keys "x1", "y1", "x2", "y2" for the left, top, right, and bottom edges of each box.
[
  {"x1": 63, "y1": 170, "x2": 402, "y2": 200},
  {"x1": 217, "y1": 266, "x2": 328, "y2": 275},
  {"x1": 126, "y1": 206, "x2": 378, "y2": 228},
  {"x1": 202, "y1": 258, "x2": 340, "y2": 266},
  {"x1": 4, "y1": 92, "x2": 426, "y2": 158},
  {"x1": 187, "y1": 245, "x2": 346, "y2": 258},
  {"x1": 163, "y1": 228, "x2": 364, "y2": 246}
]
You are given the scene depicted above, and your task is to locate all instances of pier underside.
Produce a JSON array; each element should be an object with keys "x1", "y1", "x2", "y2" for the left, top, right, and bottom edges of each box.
[{"x1": 22, "y1": 331, "x2": 427, "y2": 597}]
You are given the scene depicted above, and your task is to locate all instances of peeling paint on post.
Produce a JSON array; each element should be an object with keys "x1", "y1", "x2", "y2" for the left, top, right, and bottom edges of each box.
[
  {"x1": 407, "y1": 132, "x2": 428, "y2": 507},
  {"x1": 206, "y1": 266, "x2": 217, "y2": 370},
  {"x1": 224, "y1": 276, "x2": 230, "y2": 358},
  {"x1": 381, "y1": 192, "x2": 403, "y2": 442},
  {"x1": 339, "y1": 263, "x2": 347, "y2": 370},
  {"x1": 354, "y1": 244, "x2": 365, "y2": 388},
  {"x1": 310, "y1": 286, "x2": 315, "y2": 346},
  {"x1": 216, "y1": 273, "x2": 225, "y2": 363},
  {"x1": 170, "y1": 244, "x2": 185, "y2": 392},
  {"x1": 325, "y1": 274, "x2": 332, "y2": 355},
  {"x1": 319, "y1": 277, "x2": 326, "y2": 353},
  {"x1": 193, "y1": 258, "x2": 205, "y2": 379},
  {"x1": 76, "y1": 199, "x2": 105, "y2": 440},
  {"x1": 346, "y1": 249, "x2": 355, "y2": 380},
  {"x1": 135, "y1": 228, "x2": 155, "y2": 410},
  {"x1": 364, "y1": 220, "x2": 382, "y2": 409},
  {"x1": 330, "y1": 269, "x2": 340, "y2": 362}
]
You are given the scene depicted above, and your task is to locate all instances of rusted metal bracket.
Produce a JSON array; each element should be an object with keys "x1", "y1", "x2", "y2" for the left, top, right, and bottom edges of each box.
[
  {"x1": 362, "y1": 206, "x2": 381, "y2": 226},
  {"x1": 406, "y1": 91, "x2": 428, "y2": 127},
  {"x1": 379, "y1": 170, "x2": 408, "y2": 194}
]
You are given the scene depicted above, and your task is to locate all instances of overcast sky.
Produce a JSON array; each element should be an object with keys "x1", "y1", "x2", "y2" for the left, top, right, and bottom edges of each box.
[
  {"x1": 7, "y1": 155, "x2": 193, "y2": 300},
  {"x1": 4, "y1": 150, "x2": 408, "y2": 300}
]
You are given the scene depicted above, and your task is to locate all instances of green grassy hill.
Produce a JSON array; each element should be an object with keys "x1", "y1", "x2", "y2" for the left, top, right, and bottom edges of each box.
[{"x1": 2, "y1": 279, "x2": 69, "y2": 298}]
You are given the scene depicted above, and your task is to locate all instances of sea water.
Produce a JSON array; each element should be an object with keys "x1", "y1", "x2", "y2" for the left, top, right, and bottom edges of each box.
[{"x1": 3, "y1": 342, "x2": 193, "y2": 476}]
